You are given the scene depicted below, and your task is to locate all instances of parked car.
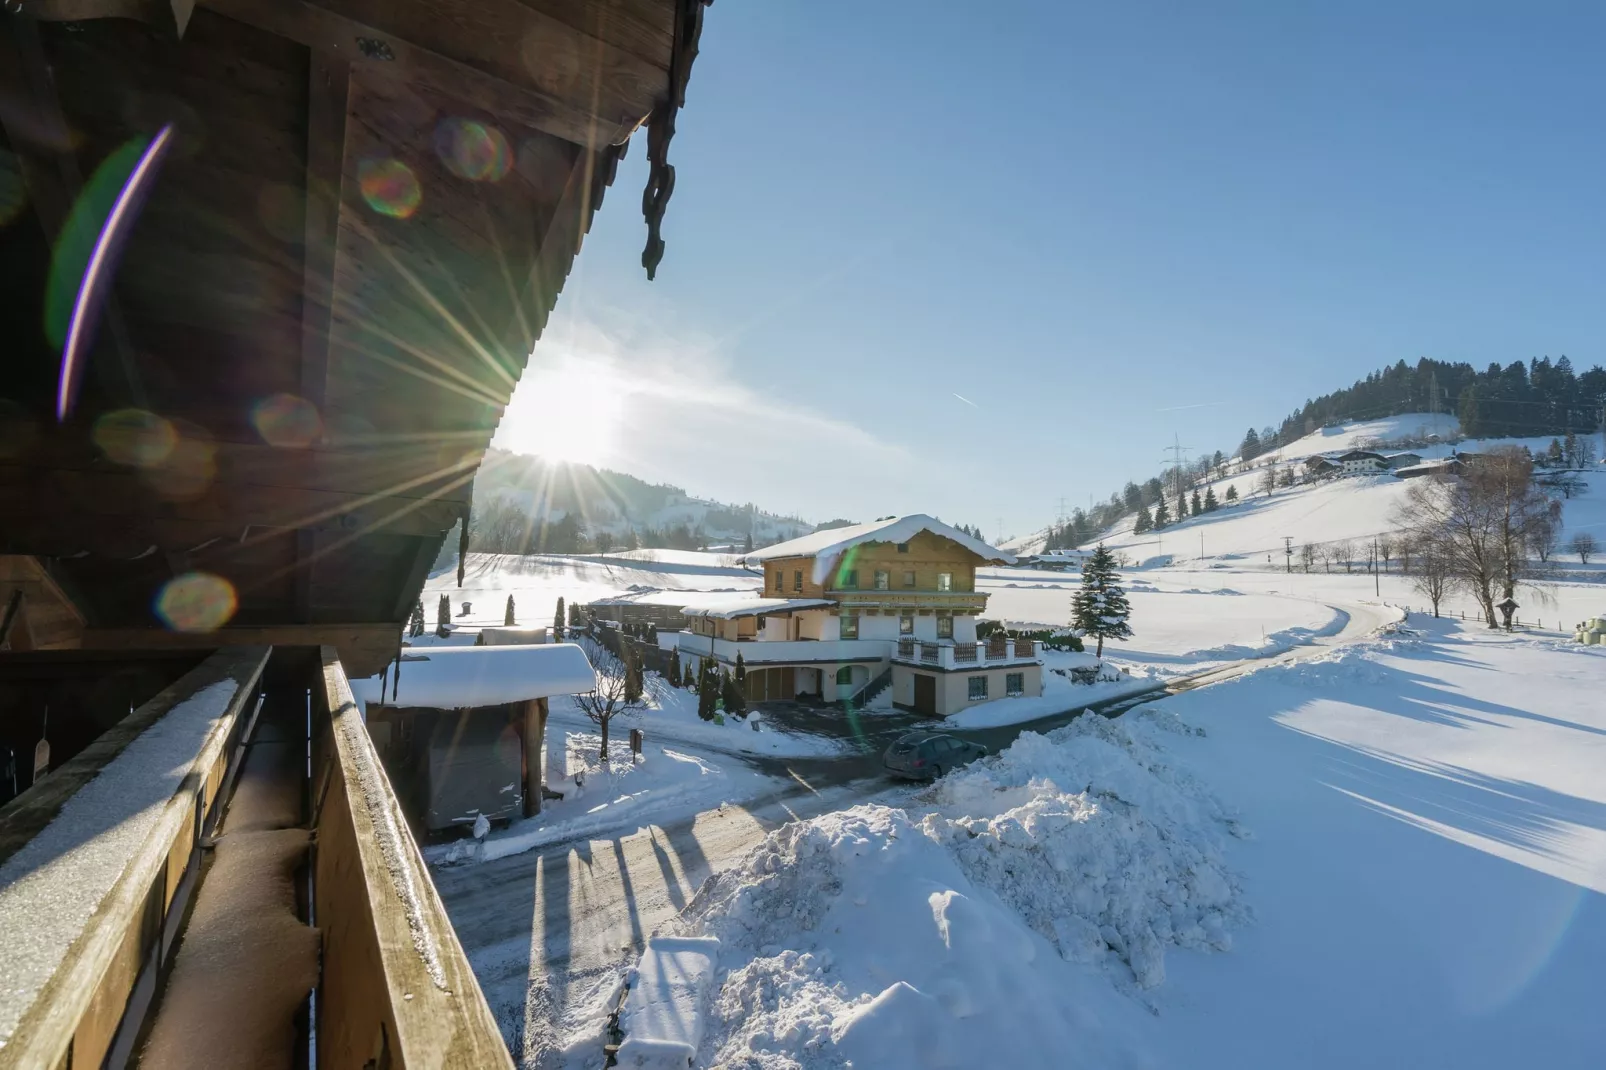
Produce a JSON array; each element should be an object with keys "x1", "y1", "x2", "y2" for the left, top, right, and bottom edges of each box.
[{"x1": 882, "y1": 731, "x2": 986, "y2": 780}]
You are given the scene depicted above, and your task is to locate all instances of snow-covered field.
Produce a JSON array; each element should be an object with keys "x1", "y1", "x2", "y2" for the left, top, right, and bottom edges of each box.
[{"x1": 617, "y1": 620, "x2": 1606, "y2": 1068}]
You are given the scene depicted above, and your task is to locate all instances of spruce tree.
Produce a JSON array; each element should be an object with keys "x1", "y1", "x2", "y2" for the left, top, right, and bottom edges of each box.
[
  {"x1": 504, "y1": 594, "x2": 516, "y2": 626},
  {"x1": 1152, "y1": 498, "x2": 1170, "y2": 529},
  {"x1": 554, "y1": 596, "x2": 566, "y2": 640},
  {"x1": 436, "y1": 593, "x2": 451, "y2": 637},
  {"x1": 1203, "y1": 486, "x2": 1219, "y2": 512},
  {"x1": 1071, "y1": 544, "x2": 1133, "y2": 658},
  {"x1": 697, "y1": 661, "x2": 718, "y2": 720},
  {"x1": 1191, "y1": 490, "x2": 1204, "y2": 516},
  {"x1": 624, "y1": 644, "x2": 643, "y2": 703},
  {"x1": 409, "y1": 600, "x2": 425, "y2": 638},
  {"x1": 669, "y1": 647, "x2": 682, "y2": 687},
  {"x1": 722, "y1": 667, "x2": 746, "y2": 716},
  {"x1": 1225, "y1": 485, "x2": 1239, "y2": 503},
  {"x1": 1133, "y1": 505, "x2": 1153, "y2": 534},
  {"x1": 734, "y1": 650, "x2": 746, "y2": 691}
]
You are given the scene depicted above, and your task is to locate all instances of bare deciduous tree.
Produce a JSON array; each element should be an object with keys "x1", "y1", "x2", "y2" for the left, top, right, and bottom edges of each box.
[
  {"x1": 1377, "y1": 534, "x2": 1394, "y2": 573},
  {"x1": 573, "y1": 637, "x2": 645, "y2": 760},
  {"x1": 1570, "y1": 532, "x2": 1598, "y2": 564},
  {"x1": 1332, "y1": 539, "x2": 1355, "y2": 574},
  {"x1": 1393, "y1": 448, "x2": 1551, "y2": 628},
  {"x1": 1407, "y1": 534, "x2": 1453, "y2": 617},
  {"x1": 1300, "y1": 543, "x2": 1317, "y2": 573}
]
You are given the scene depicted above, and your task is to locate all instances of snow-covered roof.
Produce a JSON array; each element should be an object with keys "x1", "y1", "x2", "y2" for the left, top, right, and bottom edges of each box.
[
  {"x1": 681, "y1": 596, "x2": 833, "y2": 620},
  {"x1": 355, "y1": 644, "x2": 597, "y2": 708},
  {"x1": 744, "y1": 514, "x2": 1015, "y2": 583}
]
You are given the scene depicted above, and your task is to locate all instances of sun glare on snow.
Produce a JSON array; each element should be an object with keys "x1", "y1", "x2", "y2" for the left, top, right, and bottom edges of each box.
[{"x1": 500, "y1": 354, "x2": 627, "y2": 465}]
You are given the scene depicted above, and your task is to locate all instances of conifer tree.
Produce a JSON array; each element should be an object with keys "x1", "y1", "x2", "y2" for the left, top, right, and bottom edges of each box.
[
  {"x1": 1224, "y1": 485, "x2": 1239, "y2": 503},
  {"x1": 1133, "y1": 505, "x2": 1153, "y2": 534},
  {"x1": 1152, "y1": 498, "x2": 1170, "y2": 529},
  {"x1": 623, "y1": 643, "x2": 643, "y2": 703},
  {"x1": 722, "y1": 667, "x2": 746, "y2": 716},
  {"x1": 504, "y1": 594, "x2": 516, "y2": 626},
  {"x1": 1191, "y1": 489, "x2": 1204, "y2": 516},
  {"x1": 697, "y1": 661, "x2": 718, "y2": 720},
  {"x1": 669, "y1": 647, "x2": 681, "y2": 687},
  {"x1": 1071, "y1": 544, "x2": 1133, "y2": 658},
  {"x1": 1203, "y1": 486, "x2": 1219, "y2": 512},
  {"x1": 554, "y1": 596, "x2": 566, "y2": 640},
  {"x1": 436, "y1": 593, "x2": 451, "y2": 637},
  {"x1": 409, "y1": 600, "x2": 425, "y2": 638},
  {"x1": 735, "y1": 650, "x2": 746, "y2": 691}
]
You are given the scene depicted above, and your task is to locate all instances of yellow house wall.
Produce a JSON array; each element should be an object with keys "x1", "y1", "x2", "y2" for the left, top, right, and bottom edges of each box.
[{"x1": 826, "y1": 530, "x2": 979, "y2": 594}]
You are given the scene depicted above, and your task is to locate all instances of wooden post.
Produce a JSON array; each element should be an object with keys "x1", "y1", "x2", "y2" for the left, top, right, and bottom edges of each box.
[{"x1": 522, "y1": 697, "x2": 548, "y2": 818}]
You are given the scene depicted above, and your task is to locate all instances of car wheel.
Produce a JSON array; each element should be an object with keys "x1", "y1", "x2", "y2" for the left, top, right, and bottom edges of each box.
[{"x1": 932, "y1": 765, "x2": 943, "y2": 779}]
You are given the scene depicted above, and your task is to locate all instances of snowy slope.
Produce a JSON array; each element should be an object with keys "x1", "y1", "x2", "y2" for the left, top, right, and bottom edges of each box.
[{"x1": 1257, "y1": 411, "x2": 1462, "y2": 463}]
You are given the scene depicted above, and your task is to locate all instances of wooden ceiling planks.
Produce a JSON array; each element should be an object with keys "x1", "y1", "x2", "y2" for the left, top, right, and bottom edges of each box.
[{"x1": 2, "y1": 0, "x2": 695, "y2": 637}]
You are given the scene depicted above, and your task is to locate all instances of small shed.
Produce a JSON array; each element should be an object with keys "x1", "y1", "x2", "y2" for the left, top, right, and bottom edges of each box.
[
  {"x1": 476, "y1": 627, "x2": 549, "y2": 646},
  {"x1": 354, "y1": 644, "x2": 595, "y2": 832}
]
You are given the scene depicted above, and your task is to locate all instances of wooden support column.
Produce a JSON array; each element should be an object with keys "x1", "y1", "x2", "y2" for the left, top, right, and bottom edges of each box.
[{"x1": 521, "y1": 696, "x2": 548, "y2": 818}]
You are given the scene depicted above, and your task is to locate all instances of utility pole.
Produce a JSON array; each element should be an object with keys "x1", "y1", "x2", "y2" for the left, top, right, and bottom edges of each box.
[
  {"x1": 1283, "y1": 536, "x2": 1293, "y2": 574},
  {"x1": 1373, "y1": 536, "x2": 1381, "y2": 597},
  {"x1": 1160, "y1": 435, "x2": 1192, "y2": 513}
]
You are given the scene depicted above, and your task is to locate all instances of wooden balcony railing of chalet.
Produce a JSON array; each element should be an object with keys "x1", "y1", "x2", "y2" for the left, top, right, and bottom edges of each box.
[
  {"x1": 314, "y1": 647, "x2": 513, "y2": 1070},
  {"x1": 894, "y1": 639, "x2": 1039, "y2": 669},
  {"x1": 0, "y1": 646, "x2": 512, "y2": 1070}
]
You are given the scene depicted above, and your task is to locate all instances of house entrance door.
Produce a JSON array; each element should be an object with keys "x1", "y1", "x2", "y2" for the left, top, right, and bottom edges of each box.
[{"x1": 913, "y1": 674, "x2": 936, "y2": 716}]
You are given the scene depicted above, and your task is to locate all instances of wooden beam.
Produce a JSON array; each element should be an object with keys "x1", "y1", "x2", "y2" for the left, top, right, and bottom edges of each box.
[
  {"x1": 198, "y1": 0, "x2": 643, "y2": 147},
  {"x1": 299, "y1": 51, "x2": 350, "y2": 620},
  {"x1": 79, "y1": 623, "x2": 399, "y2": 676},
  {"x1": 314, "y1": 647, "x2": 513, "y2": 1068}
]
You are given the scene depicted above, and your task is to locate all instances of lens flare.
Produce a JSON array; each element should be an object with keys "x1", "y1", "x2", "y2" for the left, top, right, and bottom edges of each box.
[
  {"x1": 434, "y1": 118, "x2": 512, "y2": 182},
  {"x1": 155, "y1": 571, "x2": 237, "y2": 633},
  {"x1": 93, "y1": 408, "x2": 177, "y2": 468},
  {"x1": 0, "y1": 149, "x2": 26, "y2": 226},
  {"x1": 251, "y1": 393, "x2": 322, "y2": 448},
  {"x1": 49, "y1": 126, "x2": 175, "y2": 421},
  {"x1": 358, "y1": 158, "x2": 421, "y2": 218},
  {"x1": 141, "y1": 420, "x2": 216, "y2": 500}
]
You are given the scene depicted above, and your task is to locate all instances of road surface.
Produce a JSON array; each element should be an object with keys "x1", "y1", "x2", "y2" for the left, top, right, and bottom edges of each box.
[{"x1": 435, "y1": 595, "x2": 1402, "y2": 1067}]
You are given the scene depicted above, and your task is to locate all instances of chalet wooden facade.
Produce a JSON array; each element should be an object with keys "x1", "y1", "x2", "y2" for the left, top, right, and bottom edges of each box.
[
  {"x1": 678, "y1": 516, "x2": 1044, "y2": 716},
  {"x1": 0, "y1": 0, "x2": 710, "y2": 1065}
]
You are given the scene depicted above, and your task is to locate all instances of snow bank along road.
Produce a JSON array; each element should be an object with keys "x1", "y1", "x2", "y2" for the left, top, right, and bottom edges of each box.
[{"x1": 434, "y1": 589, "x2": 1400, "y2": 1064}]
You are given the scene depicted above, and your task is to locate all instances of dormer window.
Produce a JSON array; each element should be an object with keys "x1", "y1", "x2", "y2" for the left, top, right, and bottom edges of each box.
[
  {"x1": 838, "y1": 569, "x2": 859, "y2": 590},
  {"x1": 896, "y1": 542, "x2": 910, "y2": 553}
]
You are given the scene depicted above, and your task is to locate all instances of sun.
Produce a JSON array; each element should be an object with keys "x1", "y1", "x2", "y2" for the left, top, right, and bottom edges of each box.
[{"x1": 495, "y1": 353, "x2": 627, "y2": 466}]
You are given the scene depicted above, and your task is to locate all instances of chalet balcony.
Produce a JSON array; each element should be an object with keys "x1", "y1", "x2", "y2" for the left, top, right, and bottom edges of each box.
[
  {"x1": 828, "y1": 589, "x2": 988, "y2": 613},
  {"x1": 678, "y1": 634, "x2": 889, "y2": 666},
  {"x1": 893, "y1": 637, "x2": 1039, "y2": 669}
]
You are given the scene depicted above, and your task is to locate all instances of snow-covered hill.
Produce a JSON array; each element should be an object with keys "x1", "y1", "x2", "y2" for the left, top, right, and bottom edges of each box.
[{"x1": 1257, "y1": 411, "x2": 1462, "y2": 463}]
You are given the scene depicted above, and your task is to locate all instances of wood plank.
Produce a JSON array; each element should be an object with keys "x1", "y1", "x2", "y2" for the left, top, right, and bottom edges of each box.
[
  {"x1": 78, "y1": 624, "x2": 398, "y2": 677},
  {"x1": 315, "y1": 647, "x2": 513, "y2": 1068},
  {"x1": 198, "y1": 0, "x2": 641, "y2": 147},
  {"x1": 0, "y1": 647, "x2": 267, "y2": 1070},
  {"x1": 521, "y1": 0, "x2": 675, "y2": 65}
]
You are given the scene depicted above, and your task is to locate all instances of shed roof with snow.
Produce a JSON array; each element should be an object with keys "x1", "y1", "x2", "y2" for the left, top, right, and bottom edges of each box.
[
  {"x1": 744, "y1": 515, "x2": 1015, "y2": 583},
  {"x1": 354, "y1": 644, "x2": 597, "y2": 710}
]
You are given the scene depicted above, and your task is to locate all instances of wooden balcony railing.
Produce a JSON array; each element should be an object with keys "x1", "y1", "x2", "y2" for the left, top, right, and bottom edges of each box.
[{"x1": 314, "y1": 647, "x2": 513, "y2": 1069}]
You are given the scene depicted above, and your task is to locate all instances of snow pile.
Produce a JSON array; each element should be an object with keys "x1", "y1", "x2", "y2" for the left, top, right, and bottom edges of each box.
[
  {"x1": 615, "y1": 937, "x2": 722, "y2": 1069},
  {"x1": 671, "y1": 806, "x2": 1151, "y2": 1068},
  {"x1": 638, "y1": 710, "x2": 1243, "y2": 1067},
  {"x1": 930, "y1": 711, "x2": 1247, "y2": 987}
]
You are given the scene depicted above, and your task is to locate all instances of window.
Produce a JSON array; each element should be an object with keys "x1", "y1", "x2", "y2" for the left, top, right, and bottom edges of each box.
[
  {"x1": 903, "y1": 570, "x2": 916, "y2": 587},
  {"x1": 874, "y1": 569, "x2": 890, "y2": 590},
  {"x1": 900, "y1": 614, "x2": 914, "y2": 635},
  {"x1": 839, "y1": 569, "x2": 858, "y2": 589},
  {"x1": 936, "y1": 615, "x2": 953, "y2": 639},
  {"x1": 773, "y1": 570, "x2": 783, "y2": 593},
  {"x1": 840, "y1": 615, "x2": 859, "y2": 639},
  {"x1": 967, "y1": 675, "x2": 988, "y2": 701},
  {"x1": 793, "y1": 570, "x2": 803, "y2": 593},
  {"x1": 1006, "y1": 672, "x2": 1025, "y2": 696},
  {"x1": 937, "y1": 572, "x2": 953, "y2": 591},
  {"x1": 836, "y1": 666, "x2": 853, "y2": 685},
  {"x1": 896, "y1": 542, "x2": 909, "y2": 553}
]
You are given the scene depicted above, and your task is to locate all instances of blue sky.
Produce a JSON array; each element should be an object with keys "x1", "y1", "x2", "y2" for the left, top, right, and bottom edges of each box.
[{"x1": 493, "y1": 1, "x2": 1606, "y2": 542}]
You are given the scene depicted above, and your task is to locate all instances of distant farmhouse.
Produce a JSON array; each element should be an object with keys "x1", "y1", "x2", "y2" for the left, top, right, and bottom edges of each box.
[{"x1": 671, "y1": 516, "x2": 1043, "y2": 717}]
